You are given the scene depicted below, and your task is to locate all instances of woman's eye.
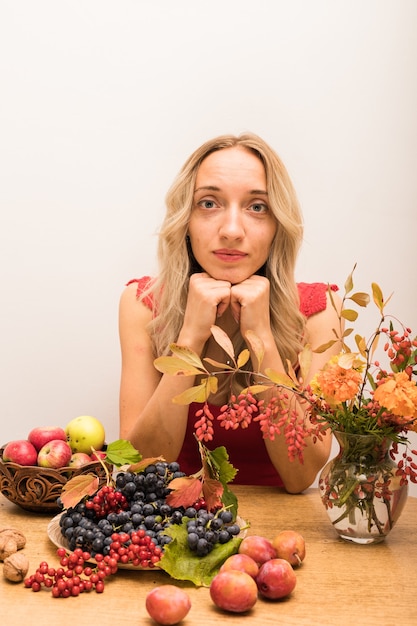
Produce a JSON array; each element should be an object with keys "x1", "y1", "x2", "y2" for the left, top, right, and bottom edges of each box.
[
  {"x1": 250, "y1": 203, "x2": 268, "y2": 213},
  {"x1": 198, "y1": 199, "x2": 216, "y2": 209}
]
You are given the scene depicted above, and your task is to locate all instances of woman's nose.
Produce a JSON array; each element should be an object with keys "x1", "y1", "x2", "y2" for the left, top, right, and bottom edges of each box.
[{"x1": 218, "y1": 207, "x2": 245, "y2": 239}]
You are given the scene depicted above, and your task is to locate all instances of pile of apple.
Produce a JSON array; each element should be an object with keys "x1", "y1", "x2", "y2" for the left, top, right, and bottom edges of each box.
[
  {"x1": 1, "y1": 416, "x2": 106, "y2": 470},
  {"x1": 145, "y1": 530, "x2": 306, "y2": 624}
]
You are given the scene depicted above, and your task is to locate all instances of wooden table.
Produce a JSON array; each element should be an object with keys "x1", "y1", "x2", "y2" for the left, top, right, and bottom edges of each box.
[{"x1": 1, "y1": 486, "x2": 416, "y2": 626}]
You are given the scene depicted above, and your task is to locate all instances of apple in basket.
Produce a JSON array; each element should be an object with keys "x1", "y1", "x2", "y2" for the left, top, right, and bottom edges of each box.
[
  {"x1": 28, "y1": 426, "x2": 67, "y2": 451},
  {"x1": 3, "y1": 440, "x2": 38, "y2": 466},
  {"x1": 37, "y1": 439, "x2": 72, "y2": 469}
]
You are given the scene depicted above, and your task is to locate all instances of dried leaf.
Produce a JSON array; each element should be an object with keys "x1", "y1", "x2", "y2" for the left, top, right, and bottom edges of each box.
[
  {"x1": 340, "y1": 309, "x2": 358, "y2": 322},
  {"x1": 313, "y1": 339, "x2": 338, "y2": 353},
  {"x1": 172, "y1": 381, "x2": 210, "y2": 404},
  {"x1": 244, "y1": 330, "x2": 265, "y2": 369},
  {"x1": 298, "y1": 345, "x2": 312, "y2": 383},
  {"x1": 154, "y1": 355, "x2": 203, "y2": 376},
  {"x1": 237, "y1": 348, "x2": 250, "y2": 368},
  {"x1": 210, "y1": 325, "x2": 236, "y2": 362},
  {"x1": 169, "y1": 344, "x2": 206, "y2": 370},
  {"x1": 241, "y1": 383, "x2": 271, "y2": 395},
  {"x1": 344, "y1": 264, "x2": 356, "y2": 294},
  {"x1": 61, "y1": 473, "x2": 100, "y2": 510},
  {"x1": 203, "y1": 357, "x2": 234, "y2": 371},
  {"x1": 349, "y1": 292, "x2": 370, "y2": 307},
  {"x1": 129, "y1": 456, "x2": 165, "y2": 473},
  {"x1": 355, "y1": 334, "x2": 367, "y2": 358},
  {"x1": 207, "y1": 375, "x2": 219, "y2": 395},
  {"x1": 370, "y1": 331, "x2": 380, "y2": 359},
  {"x1": 264, "y1": 368, "x2": 295, "y2": 389},
  {"x1": 202, "y1": 478, "x2": 224, "y2": 512},
  {"x1": 165, "y1": 476, "x2": 203, "y2": 508}
]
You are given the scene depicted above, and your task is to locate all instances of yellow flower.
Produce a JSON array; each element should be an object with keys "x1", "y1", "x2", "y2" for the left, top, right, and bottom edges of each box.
[
  {"x1": 373, "y1": 371, "x2": 417, "y2": 420},
  {"x1": 313, "y1": 355, "x2": 363, "y2": 406}
]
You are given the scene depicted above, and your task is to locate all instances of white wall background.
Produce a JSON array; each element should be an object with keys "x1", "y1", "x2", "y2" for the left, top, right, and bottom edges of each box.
[{"x1": 1, "y1": 1, "x2": 416, "y2": 493}]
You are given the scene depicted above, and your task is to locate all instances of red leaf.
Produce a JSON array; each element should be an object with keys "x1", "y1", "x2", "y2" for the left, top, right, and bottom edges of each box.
[
  {"x1": 202, "y1": 478, "x2": 224, "y2": 512},
  {"x1": 61, "y1": 473, "x2": 100, "y2": 510},
  {"x1": 165, "y1": 476, "x2": 203, "y2": 508}
]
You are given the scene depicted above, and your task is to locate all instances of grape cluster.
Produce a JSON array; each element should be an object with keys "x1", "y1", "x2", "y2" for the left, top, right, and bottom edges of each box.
[
  {"x1": 185, "y1": 507, "x2": 240, "y2": 556},
  {"x1": 59, "y1": 461, "x2": 184, "y2": 558}
]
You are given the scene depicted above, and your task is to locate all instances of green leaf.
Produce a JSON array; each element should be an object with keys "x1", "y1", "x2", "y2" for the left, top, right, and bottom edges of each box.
[
  {"x1": 105, "y1": 439, "x2": 142, "y2": 467},
  {"x1": 158, "y1": 523, "x2": 242, "y2": 587},
  {"x1": 154, "y1": 355, "x2": 204, "y2": 376},
  {"x1": 210, "y1": 325, "x2": 236, "y2": 362},
  {"x1": 207, "y1": 446, "x2": 238, "y2": 486}
]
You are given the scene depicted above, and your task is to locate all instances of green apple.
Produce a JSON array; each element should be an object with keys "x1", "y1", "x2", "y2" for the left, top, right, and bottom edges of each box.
[{"x1": 65, "y1": 415, "x2": 105, "y2": 454}]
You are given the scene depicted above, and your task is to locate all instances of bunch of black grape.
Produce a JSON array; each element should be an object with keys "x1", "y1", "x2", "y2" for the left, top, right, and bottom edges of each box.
[
  {"x1": 184, "y1": 506, "x2": 240, "y2": 556},
  {"x1": 58, "y1": 460, "x2": 237, "y2": 561}
]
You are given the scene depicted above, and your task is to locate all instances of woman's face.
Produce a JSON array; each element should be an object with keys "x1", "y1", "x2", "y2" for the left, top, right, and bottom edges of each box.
[{"x1": 188, "y1": 146, "x2": 277, "y2": 285}]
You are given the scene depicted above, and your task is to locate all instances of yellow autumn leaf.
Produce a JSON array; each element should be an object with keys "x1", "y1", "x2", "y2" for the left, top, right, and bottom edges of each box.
[
  {"x1": 344, "y1": 265, "x2": 356, "y2": 294},
  {"x1": 372, "y1": 282, "x2": 384, "y2": 313},
  {"x1": 154, "y1": 355, "x2": 203, "y2": 376},
  {"x1": 355, "y1": 334, "x2": 367, "y2": 358},
  {"x1": 313, "y1": 338, "x2": 338, "y2": 354},
  {"x1": 237, "y1": 348, "x2": 250, "y2": 368},
  {"x1": 341, "y1": 308, "x2": 358, "y2": 322},
  {"x1": 172, "y1": 380, "x2": 213, "y2": 404},
  {"x1": 203, "y1": 357, "x2": 234, "y2": 371},
  {"x1": 169, "y1": 344, "x2": 206, "y2": 369},
  {"x1": 264, "y1": 368, "x2": 296, "y2": 389},
  {"x1": 241, "y1": 384, "x2": 271, "y2": 395}
]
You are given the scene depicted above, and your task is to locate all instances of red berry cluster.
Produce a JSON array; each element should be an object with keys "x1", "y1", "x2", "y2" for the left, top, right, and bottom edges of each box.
[
  {"x1": 108, "y1": 529, "x2": 162, "y2": 568},
  {"x1": 85, "y1": 485, "x2": 128, "y2": 519},
  {"x1": 24, "y1": 547, "x2": 117, "y2": 597}
]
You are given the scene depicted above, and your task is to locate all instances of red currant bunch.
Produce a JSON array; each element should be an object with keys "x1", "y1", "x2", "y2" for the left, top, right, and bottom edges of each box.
[
  {"x1": 108, "y1": 529, "x2": 162, "y2": 568},
  {"x1": 85, "y1": 485, "x2": 129, "y2": 519}
]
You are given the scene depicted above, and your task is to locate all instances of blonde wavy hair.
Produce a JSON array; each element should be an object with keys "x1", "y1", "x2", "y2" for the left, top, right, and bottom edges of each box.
[{"x1": 141, "y1": 132, "x2": 306, "y2": 367}]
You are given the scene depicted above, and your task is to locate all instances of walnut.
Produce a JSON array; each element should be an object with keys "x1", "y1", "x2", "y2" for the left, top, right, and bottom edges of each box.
[
  {"x1": 3, "y1": 552, "x2": 29, "y2": 582},
  {"x1": 0, "y1": 535, "x2": 18, "y2": 561},
  {"x1": 0, "y1": 528, "x2": 27, "y2": 550}
]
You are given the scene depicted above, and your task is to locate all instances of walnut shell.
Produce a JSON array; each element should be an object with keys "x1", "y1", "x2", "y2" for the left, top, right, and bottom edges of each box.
[
  {"x1": 0, "y1": 528, "x2": 27, "y2": 550},
  {"x1": 0, "y1": 535, "x2": 18, "y2": 561},
  {"x1": 3, "y1": 552, "x2": 29, "y2": 582}
]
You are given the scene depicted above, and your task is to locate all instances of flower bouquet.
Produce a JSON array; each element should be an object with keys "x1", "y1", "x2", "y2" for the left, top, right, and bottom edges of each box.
[{"x1": 155, "y1": 265, "x2": 417, "y2": 542}]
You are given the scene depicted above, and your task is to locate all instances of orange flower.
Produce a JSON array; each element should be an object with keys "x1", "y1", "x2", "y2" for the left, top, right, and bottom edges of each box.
[
  {"x1": 312, "y1": 356, "x2": 362, "y2": 406},
  {"x1": 373, "y1": 371, "x2": 417, "y2": 420}
]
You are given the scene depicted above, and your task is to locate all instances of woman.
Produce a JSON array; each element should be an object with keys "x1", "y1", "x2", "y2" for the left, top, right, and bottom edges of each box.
[{"x1": 119, "y1": 133, "x2": 341, "y2": 493}]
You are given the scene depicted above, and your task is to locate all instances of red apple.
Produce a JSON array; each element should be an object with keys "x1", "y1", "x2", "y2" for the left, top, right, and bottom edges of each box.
[
  {"x1": 238, "y1": 534, "x2": 277, "y2": 565},
  {"x1": 2, "y1": 440, "x2": 38, "y2": 466},
  {"x1": 210, "y1": 570, "x2": 258, "y2": 613},
  {"x1": 37, "y1": 439, "x2": 72, "y2": 469},
  {"x1": 145, "y1": 585, "x2": 191, "y2": 625},
  {"x1": 68, "y1": 452, "x2": 92, "y2": 468},
  {"x1": 272, "y1": 530, "x2": 306, "y2": 567},
  {"x1": 256, "y1": 558, "x2": 297, "y2": 600},
  {"x1": 90, "y1": 450, "x2": 106, "y2": 462},
  {"x1": 28, "y1": 426, "x2": 67, "y2": 452}
]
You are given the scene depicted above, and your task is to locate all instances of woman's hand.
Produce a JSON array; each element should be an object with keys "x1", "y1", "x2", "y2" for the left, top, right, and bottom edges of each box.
[
  {"x1": 179, "y1": 273, "x2": 232, "y2": 351},
  {"x1": 230, "y1": 275, "x2": 272, "y2": 339}
]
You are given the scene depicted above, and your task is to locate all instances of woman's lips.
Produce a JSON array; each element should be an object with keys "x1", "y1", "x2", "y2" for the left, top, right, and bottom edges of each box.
[{"x1": 213, "y1": 249, "x2": 247, "y2": 262}]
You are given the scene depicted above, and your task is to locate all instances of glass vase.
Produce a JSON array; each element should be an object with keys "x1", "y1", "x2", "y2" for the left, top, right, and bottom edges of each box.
[{"x1": 318, "y1": 431, "x2": 408, "y2": 544}]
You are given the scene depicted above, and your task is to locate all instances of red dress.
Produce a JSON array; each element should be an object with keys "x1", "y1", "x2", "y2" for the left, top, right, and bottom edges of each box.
[{"x1": 128, "y1": 277, "x2": 338, "y2": 486}]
